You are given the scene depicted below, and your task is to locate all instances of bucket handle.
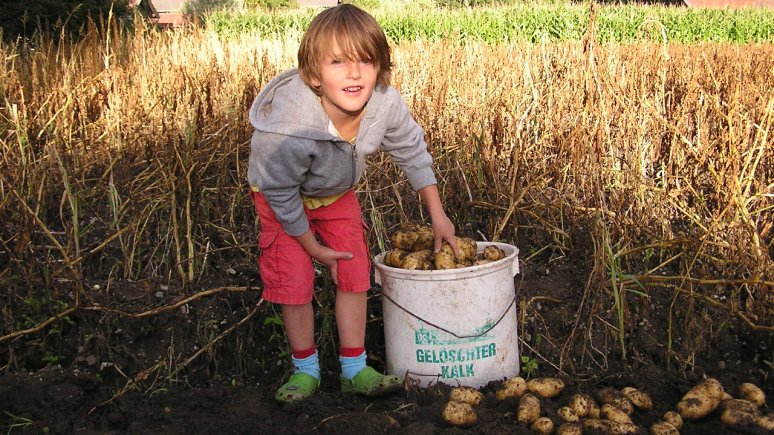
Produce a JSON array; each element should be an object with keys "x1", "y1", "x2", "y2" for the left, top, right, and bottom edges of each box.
[{"x1": 381, "y1": 292, "x2": 517, "y2": 340}]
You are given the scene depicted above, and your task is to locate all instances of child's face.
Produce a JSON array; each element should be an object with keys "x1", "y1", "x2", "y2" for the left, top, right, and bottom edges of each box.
[{"x1": 312, "y1": 38, "x2": 377, "y2": 122}]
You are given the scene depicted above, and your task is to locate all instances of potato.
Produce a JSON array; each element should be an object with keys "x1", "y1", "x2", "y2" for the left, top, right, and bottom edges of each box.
[
  {"x1": 530, "y1": 416, "x2": 554, "y2": 435},
  {"x1": 457, "y1": 237, "x2": 477, "y2": 262},
  {"x1": 474, "y1": 259, "x2": 493, "y2": 266},
  {"x1": 622, "y1": 387, "x2": 653, "y2": 411},
  {"x1": 435, "y1": 238, "x2": 479, "y2": 268},
  {"x1": 483, "y1": 245, "x2": 506, "y2": 261},
  {"x1": 517, "y1": 393, "x2": 541, "y2": 425},
  {"x1": 738, "y1": 383, "x2": 765, "y2": 407},
  {"x1": 676, "y1": 377, "x2": 724, "y2": 420},
  {"x1": 557, "y1": 406, "x2": 580, "y2": 422},
  {"x1": 412, "y1": 225, "x2": 434, "y2": 251},
  {"x1": 449, "y1": 387, "x2": 484, "y2": 406},
  {"x1": 662, "y1": 410, "x2": 682, "y2": 429},
  {"x1": 756, "y1": 414, "x2": 774, "y2": 431},
  {"x1": 649, "y1": 421, "x2": 679, "y2": 435},
  {"x1": 568, "y1": 393, "x2": 596, "y2": 417},
  {"x1": 596, "y1": 387, "x2": 634, "y2": 415},
  {"x1": 526, "y1": 377, "x2": 565, "y2": 399},
  {"x1": 402, "y1": 250, "x2": 433, "y2": 270},
  {"x1": 395, "y1": 222, "x2": 419, "y2": 231},
  {"x1": 720, "y1": 408, "x2": 756, "y2": 426},
  {"x1": 582, "y1": 419, "x2": 638, "y2": 435},
  {"x1": 601, "y1": 404, "x2": 633, "y2": 425},
  {"x1": 383, "y1": 249, "x2": 408, "y2": 268},
  {"x1": 389, "y1": 229, "x2": 418, "y2": 251},
  {"x1": 722, "y1": 398, "x2": 759, "y2": 415},
  {"x1": 442, "y1": 400, "x2": 478, "y2": 427},
  {"x1": 588, "y1": 400, "x2": 602, "y2": 419},
  {"x1": 434, "y1": 249, "x2": 456, "y2": 270},
  {"x1": 556, "y1": 422, "x2": 583, "y2": 435},
  {"x1": 495, "y1": 376, "x2": 527, "y2": 401}
]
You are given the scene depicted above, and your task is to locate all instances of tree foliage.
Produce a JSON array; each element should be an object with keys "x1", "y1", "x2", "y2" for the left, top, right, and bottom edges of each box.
[{"x1": 0, "y1": 0, "x2": 129, "y2": 41}]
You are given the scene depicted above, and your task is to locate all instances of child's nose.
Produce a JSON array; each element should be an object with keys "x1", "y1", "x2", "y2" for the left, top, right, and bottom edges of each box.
[{"x1": 346, "y1": 62, "x2": 361, "y2": 79}]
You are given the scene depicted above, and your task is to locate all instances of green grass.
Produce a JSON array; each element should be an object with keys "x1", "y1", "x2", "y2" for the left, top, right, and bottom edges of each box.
[{"x1": 206, "y1": 3, "x2": 774, "y2": 43}]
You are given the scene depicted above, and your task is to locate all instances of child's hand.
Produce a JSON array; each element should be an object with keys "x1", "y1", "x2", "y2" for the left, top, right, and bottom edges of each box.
[
  {"x1": 432, "y1": 214, "x2": 459, "y2": 258},
  {"x1": 418, "y1": 184, "x2": 460, "y2": 258},
  {"x1": 294, "y1": 230, "x2": 352, "y2": 285},
  {"x1": 311, "y1": 246, "x2": 353, "y2": 286}
]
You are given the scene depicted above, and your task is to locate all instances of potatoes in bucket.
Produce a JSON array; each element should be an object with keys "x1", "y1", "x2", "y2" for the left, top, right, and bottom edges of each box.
[{"x1": 382, "y1": 223, "x2": 506, "y2": 270}]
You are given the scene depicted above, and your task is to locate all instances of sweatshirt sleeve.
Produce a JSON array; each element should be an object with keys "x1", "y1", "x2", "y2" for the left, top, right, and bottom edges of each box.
[
  {"x1": 380, "y1": 89, "x2": 437, "y2": 191},
  {"x1": 249, "y1": 130, "x2": 310, "y2": 237}
]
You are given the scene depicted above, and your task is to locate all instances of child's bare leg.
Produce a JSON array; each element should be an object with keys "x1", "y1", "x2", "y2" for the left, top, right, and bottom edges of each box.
[
  {"x1": 335, "y1": 291, "x2": 366, "y2": 348},
  {"x1": 336, "y1": 290, "x2": 401, "y2": 397},
  {"x1": 281, "y1": 302, "x2": 315, "y2": 350}
]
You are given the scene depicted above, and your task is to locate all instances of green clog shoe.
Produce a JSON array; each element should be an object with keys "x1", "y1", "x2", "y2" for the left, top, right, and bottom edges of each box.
[
  {"x1": 340, "y1": 366, "x2": 402, "y2": 397},
  {"x1": 275, "y1": 372, "x2": 320, "y2": 403}
]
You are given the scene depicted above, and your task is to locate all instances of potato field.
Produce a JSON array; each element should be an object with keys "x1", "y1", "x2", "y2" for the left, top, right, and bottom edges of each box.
[{"x1": 0, "y1": 1, "x2": 772, "y2": 433}]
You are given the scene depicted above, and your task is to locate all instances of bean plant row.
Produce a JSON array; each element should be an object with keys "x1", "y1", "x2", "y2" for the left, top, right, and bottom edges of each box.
[{"x1": 206, "y1": 3, "x2": 774, "y2": 43}]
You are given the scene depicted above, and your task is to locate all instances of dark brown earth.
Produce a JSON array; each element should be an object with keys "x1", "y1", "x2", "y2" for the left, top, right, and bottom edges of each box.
[{"x1": 1, "y1": 252, "x2": 772, "y2": 435}]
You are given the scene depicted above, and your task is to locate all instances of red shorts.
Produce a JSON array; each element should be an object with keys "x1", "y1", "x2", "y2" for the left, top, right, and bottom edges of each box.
[{"x1": 251, "y1": 190, "x2": 371, "y2": 305}]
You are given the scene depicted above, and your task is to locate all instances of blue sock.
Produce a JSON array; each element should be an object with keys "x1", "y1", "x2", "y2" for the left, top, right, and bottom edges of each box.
[
  {"x1": 292, "y1": 351, "x2": 320, "y2": 380},
  {"x1": 339, "y1": 351, "x2": 367, "y2": 380}
]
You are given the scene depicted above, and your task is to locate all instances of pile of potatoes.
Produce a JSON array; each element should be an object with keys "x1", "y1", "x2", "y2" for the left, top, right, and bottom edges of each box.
[
  {"x1": 665, "y1": 378, "x2": 772, "y2": 432},
  {"x1": 441, "y1": 375, "x2": 771, "y2": 434},
  {"x1": 383, "y1": 223, "x2": 506, "y2": 270}
]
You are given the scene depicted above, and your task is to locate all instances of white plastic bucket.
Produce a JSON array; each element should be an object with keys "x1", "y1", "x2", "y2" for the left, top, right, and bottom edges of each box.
[{"x1": 374, "y1": 242, "x2": 520, "y2": 388}]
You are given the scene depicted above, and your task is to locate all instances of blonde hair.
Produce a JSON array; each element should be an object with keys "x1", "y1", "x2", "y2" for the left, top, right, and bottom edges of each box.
[{"x1": 298, "y1": 4, "x2": 392, "y2": 93}]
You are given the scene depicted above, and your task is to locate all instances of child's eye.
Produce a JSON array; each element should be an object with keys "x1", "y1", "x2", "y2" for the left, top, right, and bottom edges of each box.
[
  {"x1": 360, "y1": 59, "x2": 372, "y2": 65},
  {"x1": 330, "y1": 59, "x2": 342, "y2": 64}
]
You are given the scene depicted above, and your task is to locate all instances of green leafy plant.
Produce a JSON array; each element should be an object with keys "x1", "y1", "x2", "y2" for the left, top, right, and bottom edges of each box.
[
  {"x1": 263, "y1": 310, "x2": 290, "y2": 358},
  {"x1": 521, "y1": 355, "x2": 538, "y2": 377},
  {"x1": 244, "y1": 0, "x2": 299, "y2": 10},
  {"x1": 3, "y1": 410, "x2": 33, "y2": 432},
  {"x1": 41, "y1": 353, "x2": 61, "y2": 366}
]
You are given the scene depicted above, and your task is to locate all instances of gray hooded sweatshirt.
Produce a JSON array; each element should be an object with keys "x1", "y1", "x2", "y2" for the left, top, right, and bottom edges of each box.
[{"x1": 247, "y1": 69, "x2": 437, "y2": 237}]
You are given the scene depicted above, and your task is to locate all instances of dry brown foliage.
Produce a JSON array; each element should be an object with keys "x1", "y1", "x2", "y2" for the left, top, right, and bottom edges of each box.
[{"x1": 1, "y1": 22, "x2": 772, "y2": 372}]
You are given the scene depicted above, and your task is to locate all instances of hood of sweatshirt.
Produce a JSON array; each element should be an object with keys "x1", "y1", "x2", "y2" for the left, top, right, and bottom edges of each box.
[{"x1": 249, "y1": 69, "x2": 337, "y2": 141}]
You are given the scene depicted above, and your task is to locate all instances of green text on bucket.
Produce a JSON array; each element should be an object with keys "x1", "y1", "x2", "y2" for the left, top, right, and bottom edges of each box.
[{"x1": 415, "y1": 342, "x2": 497, "y2": 379}]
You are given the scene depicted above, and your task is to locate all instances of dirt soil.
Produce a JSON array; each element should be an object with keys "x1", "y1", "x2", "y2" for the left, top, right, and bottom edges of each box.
[{"x1": 1, "y1": 254, "x2": 772, "y2": 435}]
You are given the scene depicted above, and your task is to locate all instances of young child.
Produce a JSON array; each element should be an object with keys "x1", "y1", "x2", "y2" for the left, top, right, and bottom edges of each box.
[{"x1": 248, "y1": 4, "x2": 459, "y2": 403}]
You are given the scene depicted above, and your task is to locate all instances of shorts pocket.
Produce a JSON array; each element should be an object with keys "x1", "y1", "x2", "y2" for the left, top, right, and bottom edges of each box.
[
  {"x1": 258, "y1": 229, "x2": 280, "y2": 288},
  {"x1": 258, "y1": 228, "x2": 278, "y2": 250}
]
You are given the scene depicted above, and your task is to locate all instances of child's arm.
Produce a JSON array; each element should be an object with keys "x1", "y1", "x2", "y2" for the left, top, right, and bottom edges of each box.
[
  {"x1": 295, "y1": 230, "x2": 353, "y2": 286},
  {"x1": 418, "y1": 184, "x2": 460, "y2": 257}
]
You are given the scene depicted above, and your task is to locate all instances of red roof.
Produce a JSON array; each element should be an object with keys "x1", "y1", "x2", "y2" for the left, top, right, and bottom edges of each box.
[{"x1": 153, "y1": 13, "x2": 188, "y2": 27}]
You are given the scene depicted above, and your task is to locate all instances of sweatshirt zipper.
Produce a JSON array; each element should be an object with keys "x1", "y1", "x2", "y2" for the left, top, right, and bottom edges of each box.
[{"x1": 349, "y1": 140, "x2": 357, "y2": 188}]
